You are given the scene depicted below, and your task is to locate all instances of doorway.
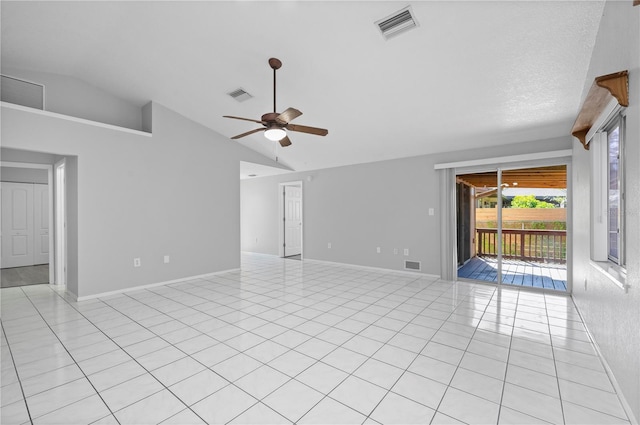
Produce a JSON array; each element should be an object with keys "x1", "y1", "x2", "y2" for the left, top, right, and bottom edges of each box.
[
  {"x1": 0, "y1": 160, "x2": 66, "y2": 288},
  {"x1": 278, "y1": 181, "x2": 303, "y2": 259},
  {"x1": 456, "y1": 165, "x2": 569, "y2": 292}
]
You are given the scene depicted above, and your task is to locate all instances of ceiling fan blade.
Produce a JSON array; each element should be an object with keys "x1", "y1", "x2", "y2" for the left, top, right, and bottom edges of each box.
[
  {"x1": 286, "y1": 123, "x2": 328, "y2": 136},
  {"x1": 231, "y1": 128, "x2": 264, "y2": 139},
  {"x1": 223, "y1": 115, "x2": 266, "y2": 125},
  {"x1": 279, "y1": 136, "x2": 292, "y2": 147},
  {"x1": 276, "y1": 107, "x2": 302, "y2": 124}
]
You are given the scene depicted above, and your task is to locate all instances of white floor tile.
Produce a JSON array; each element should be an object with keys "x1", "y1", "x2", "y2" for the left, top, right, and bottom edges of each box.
[
  {"x1": 298, "y1": 396, "x2": 366, "y2": 424},
  {"x1": 296, "y1": 361, "x2": 348, "y2": 394},
  {"x1": 437, "y1": 387, "x2": 500, "y2": 425},
  {"x1": 191, "y1": 384, "x2": 258, "y2": 424},
  {"x1": 114, "y1": 389, "x2": 185, "y2": 424},
  {"x1": 391, "y1": 371, "x2": 447, "y2": 409},
  {"x1": 234, "y1": 365, "x2": 291, "y2": 399},
  {"x1": 32, "y1": 394, "x2": 110, "y2": 425},
  {"x1": 169, "y1": 369, "x2": 228, "y2": 406},
  {"x1": 562, "y1": 401, "x2": 630, "y2": 425},
  {"x1": 262, "y1": 379, "x2": 324, "y2": 422},
  {"x1": 228, "y1": 402, "x2": 292, "y2": 424},
  {"x1": 100, "y1": 373, "x2": 163, "y2": 412},
  {"x1": 501, "y1": 382, "x2": 564, "y2": 424},
  {"x1": 370, "y1": 392, "x2": 435, "y2": 424},
  {"x1": 329, "y1": 375, "x2": 388, "y2": 417},
  {"x1": 450, "y1": 367, "x2": 504, "y2": 404},
  {"x1": 1, "y1": 254, "x2": 631, "y2": 425}
]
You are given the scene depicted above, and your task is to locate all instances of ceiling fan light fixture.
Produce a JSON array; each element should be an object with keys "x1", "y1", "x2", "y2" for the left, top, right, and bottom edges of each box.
[{"x1": 264, "y1": 127, "x2": 286, "y2": 141}]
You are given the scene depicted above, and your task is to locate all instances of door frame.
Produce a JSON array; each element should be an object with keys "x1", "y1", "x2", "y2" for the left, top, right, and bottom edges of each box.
[
  {"x1": 440, "y1": 154, "x2": 573, "y2": 293},
  {"x1": 278, "y1": 181, "x2": 303, "y2": 258},
  {"x1": 54, "y1": 159, "x2": 67, "y2": 286},
  {"x1": 1, "y1": 161, "x2": 54, "y2": 284}
]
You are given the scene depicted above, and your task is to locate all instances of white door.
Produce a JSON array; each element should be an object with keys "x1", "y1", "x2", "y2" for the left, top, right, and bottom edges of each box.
[
  {"x1": 284, "y1": 185, "x2": 302, "y2": 257},
  {"x1": 33, "y1": 184, "x2": 49, "y2": 265},
  {"x1": 1, "y1": 182, "x2": 35, "y2": 268}
]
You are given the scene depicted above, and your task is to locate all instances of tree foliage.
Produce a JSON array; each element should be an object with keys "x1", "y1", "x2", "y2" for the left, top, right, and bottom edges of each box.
[{"x1": 511, "y1": 195, "x2": 555, "y2": 209}]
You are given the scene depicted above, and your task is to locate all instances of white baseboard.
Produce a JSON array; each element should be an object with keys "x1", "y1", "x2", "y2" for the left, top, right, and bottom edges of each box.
[
  {"x1": 303, "y1": 258, "x2": 440, "y2": 279},
  {"x1": 74, "y1": 268, "x2": 240, "y2": 302}
]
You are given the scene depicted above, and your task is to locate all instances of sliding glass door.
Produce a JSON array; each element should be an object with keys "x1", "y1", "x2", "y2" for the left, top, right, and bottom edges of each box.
[{"x1": 456, "y1": 165, "x2": 568, "y2": 292}]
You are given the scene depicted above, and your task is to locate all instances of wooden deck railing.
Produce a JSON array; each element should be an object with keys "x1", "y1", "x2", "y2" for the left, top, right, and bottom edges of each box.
[{"x1": 476, "y1": 228, "x2": 567, "y2": 263}]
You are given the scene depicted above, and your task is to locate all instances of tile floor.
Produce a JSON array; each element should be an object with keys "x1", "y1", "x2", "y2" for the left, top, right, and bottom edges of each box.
[{"x1": 0, "y1": 253, "x2": 631, "y2": 424}]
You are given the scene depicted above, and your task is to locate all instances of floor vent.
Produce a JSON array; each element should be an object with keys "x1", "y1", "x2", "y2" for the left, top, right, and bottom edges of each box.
[
  {"x1": 375, "y1": 6, "x2": 418, "y2": 40},
  {"x1": 405, "y1": 260, "x2": 421, "y2": 271},
  {"x1": 1, "y1": 75, "x2": 45, "y2": 110},
  {"x1": 227, "y1": 88, "x2": 253, "y2": 102}
]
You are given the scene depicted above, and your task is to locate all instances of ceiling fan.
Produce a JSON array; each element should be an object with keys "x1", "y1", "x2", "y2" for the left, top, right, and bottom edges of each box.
[{"x1": 223, "y1": 58, "x2": 328, "y2": 147}]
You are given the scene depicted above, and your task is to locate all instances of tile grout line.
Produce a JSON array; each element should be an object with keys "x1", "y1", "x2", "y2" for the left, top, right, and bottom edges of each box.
[
  {"x1": 17, "y1": 286, "x2": 121, "y2": 424},
  {"x1": 0, "y1": 319, "x2": 35, "y2": 425}
]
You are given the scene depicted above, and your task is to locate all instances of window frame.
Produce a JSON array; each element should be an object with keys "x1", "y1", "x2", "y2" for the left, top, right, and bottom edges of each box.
[{"x1": 604, "y1": 114, "x2": 625, "y2": 266}]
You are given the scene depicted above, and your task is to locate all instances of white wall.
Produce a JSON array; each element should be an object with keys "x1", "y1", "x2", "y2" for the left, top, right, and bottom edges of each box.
[
  {"x1": 2, "y1": 68, "x2": 143, "y2": 131},
  {"x1": 571, "y1": 1, "x2": 640, "y2": 421},
  {"x1": 1, "y1": 101, "x2": 283, "y2": 298},
  {"x1": 241, "y1": 137, "x2": 571, "y2": 275}
]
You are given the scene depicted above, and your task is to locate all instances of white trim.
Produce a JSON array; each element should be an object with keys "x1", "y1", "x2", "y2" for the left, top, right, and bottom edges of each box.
[
  {"x1": 589, "y1": 260, "x2": 628, "y2": 292},
  {"x1": 0, "y1": 161, "x2": 54, "y2": 284},
  {"x1": 434, "y1": 150, "x2": 572, "y2": 170},
  {"x1": 1, "y1": 102, "x2": 152, "y2": 137},
  {"x1": 74, "y1": 268, "x2": 241, "y2": 302},
  {"x1": 278, "y1": 181, "x2": 303, "y2": 259},
  {"x1": 54, "y1": 159, "x2": 67, "y2": 286},
  {"x1": 585, "y1": 97, "x2": 622, "y2": 145},
  {"x1": 304, "y1": 258, "x2": 440, "y2": 279}
]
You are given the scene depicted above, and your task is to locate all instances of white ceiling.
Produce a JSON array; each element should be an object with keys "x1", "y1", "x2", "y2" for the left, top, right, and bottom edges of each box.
[{"x1": 1, "y1": 1, "x2": 604, "y2": 172}]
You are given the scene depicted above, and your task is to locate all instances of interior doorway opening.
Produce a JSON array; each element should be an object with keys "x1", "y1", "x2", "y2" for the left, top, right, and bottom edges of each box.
[
  {"x1": 456, "y1": 165, "x2": 568, "y2": 292},
  {"x1": 278, "y1": 181, "x2": 303, "y2": 259}
]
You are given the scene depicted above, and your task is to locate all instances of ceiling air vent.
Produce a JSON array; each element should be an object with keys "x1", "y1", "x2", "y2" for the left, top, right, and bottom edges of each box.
[
  {"x1": 227, "y1": 88, "x2": 253, "y2": 102},
  {"x1": 405, "y1": 260, "x2": 421, "y2": 271},
  {"x1": 375, "y1": 6, "x2": 418, "y2": 40}
]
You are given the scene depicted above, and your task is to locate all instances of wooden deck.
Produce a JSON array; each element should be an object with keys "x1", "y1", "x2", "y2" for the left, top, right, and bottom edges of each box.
[{"x1": 457, "y1": 256, "x2": 567, "y2": 291}]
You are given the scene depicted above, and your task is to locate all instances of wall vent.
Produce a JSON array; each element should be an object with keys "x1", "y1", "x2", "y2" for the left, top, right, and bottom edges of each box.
[
  {"x1": 375, "y1": 6, "x2": 418, "y2": 40},
  {"x1": 227, "y1": 88, "x2": 253, "y2": 102},
  {"x1": 1, "y1": 75, "x2": 45, "y2": 110},
  {"x1": 405, "y1": 260, "x2": 421, "y2": 271}
]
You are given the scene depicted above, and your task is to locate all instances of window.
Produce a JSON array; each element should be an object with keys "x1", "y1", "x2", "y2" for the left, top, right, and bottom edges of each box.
[{"x1": 606, "y1": 115, "x2": 625, "y2": 265}]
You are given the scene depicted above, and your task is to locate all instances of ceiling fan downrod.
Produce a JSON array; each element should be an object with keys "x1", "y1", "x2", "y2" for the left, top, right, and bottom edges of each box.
[{"x1": 269, "y1": 57, "x2": 282, "y2": 113}]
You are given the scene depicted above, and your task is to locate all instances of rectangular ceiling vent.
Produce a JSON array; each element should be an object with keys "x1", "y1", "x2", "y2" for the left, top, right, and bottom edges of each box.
[
  {"x1": 405, "y1": 260, "x2": 421, "y2": 271},
  {"x1": 227, "y1": 88, "x2": 253, "y2": 102},
  {"x1": 376, "y1": 6, "x2": 418, "y2": 40},
  {"x1": 1, "y1": 74, "x2": 45, "y2": 110}
]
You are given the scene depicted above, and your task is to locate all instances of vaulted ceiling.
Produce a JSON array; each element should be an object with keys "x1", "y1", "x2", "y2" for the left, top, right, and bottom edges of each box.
[{"x1": 1, "y1": 1, "x2": 604, "y2": 172}]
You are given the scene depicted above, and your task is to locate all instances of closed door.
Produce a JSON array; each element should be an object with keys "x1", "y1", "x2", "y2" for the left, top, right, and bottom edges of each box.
[
  {"x1": 284, "y1": 185, "x2": 302, "y2": 257},
  {"x1": 1, "y1": 182, "x2": 35, "y2": 268},
  {"x1": 33, "y1": 184, "x2": 49, "y2": 265}
]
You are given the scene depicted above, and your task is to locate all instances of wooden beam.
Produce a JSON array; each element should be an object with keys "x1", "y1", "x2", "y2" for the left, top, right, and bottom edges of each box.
[{"x1": 571, "y1": 70, "x2": 628, "y2": 149}]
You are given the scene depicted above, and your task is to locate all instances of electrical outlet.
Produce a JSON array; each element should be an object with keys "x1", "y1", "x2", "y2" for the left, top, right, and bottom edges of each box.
[
  {"x1": 133, "y1": 258, "x2": 141, "y2": 267},
  {"x1": 428, "y1": 208, "x2": 435, "y2": 216},
  {"x1": 328, "y1": 242, "x2": 332, "y2": 249},
  {"x1": 404, "y1": 249, "x2": 409, "y2": 256},
  {"x1": 164, "y1": 255, "x2": 170, "y2": 264},
  {"x1": 376, "y1": 247, "x2": 381, "y2": 254},
  {"x1": 394, "y1": 248, "x2": 398, "y2": 255}
]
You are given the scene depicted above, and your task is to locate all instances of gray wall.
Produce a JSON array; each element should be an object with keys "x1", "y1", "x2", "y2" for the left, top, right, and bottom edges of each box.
[
  {"x1": 571, "y1": 1, "x2": 639, "y2": 420},
  {"x1": 2, "y1": 67, "x2": 143, "y2": 131},
  {"x1": 1, "y1": 101, "x2": 283, "y2": 298},
  {"x1": 241, "y1": 137, "x2": 571, "y2": 276},
  {"x1": 1, "y1": 166, "x2": 48, "y2": 184}
]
